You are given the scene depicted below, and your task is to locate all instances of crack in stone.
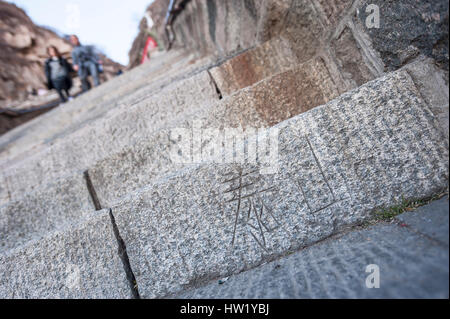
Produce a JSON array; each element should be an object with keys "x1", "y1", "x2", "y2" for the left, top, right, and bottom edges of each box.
[
  {"x1": 84, "y1": 169, "x2": 140, "y2": 299},
  {"x1": 83, "y1": 170, "x2": 102, "y2": 211},
  {"x1": 109, "y1": 209, "x2": 141, "y2": 299},
  {"x1": 207, "y1": 69, "x2": 223, "y2": 99}
]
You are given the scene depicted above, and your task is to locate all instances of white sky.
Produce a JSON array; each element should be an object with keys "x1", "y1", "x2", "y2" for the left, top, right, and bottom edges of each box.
[{"x1": 9, "y1": 0, "x2": 154, "y2": 65}]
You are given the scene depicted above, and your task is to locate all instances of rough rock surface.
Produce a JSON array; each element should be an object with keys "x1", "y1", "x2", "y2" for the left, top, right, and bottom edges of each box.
[
  {"x1": 0, "y1": 0, "x2": 448, "y2": 299},
  {"x1": 357, "y1": 0, "x2": 449, "y2": 71},
  {"x1": 0, "y1": 210, "x2": 131, "y2": 299},
  {"x1": 111, "y1": 70, "x2": 448, "y2": 298},
  {"x1": 0, "y1": 173, "x2": 94, "y2": 253},
  {"x1": 176, "y1": 197, "x2": 449, "y2": 299},
  {"x1": 88, "y1": 57, "x2": 342, "y2": 207}
]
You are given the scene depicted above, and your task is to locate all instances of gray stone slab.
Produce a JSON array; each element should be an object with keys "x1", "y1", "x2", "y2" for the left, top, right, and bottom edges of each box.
[
  {"x1": 0, "y1": 54, "x2": 342, "y2": 209},
  {"x1": 112, "y1": 70, "x2": 448, "y2": 299},
  {"x1": 209, "y1": 37, "x2": 300, "y2": 96},
  {"x1": 176, "y1": 203, "x2": 449, "y2": 299},
  {"x1": 89, "y1": 56, "x2": 342, "y2": 207},
  {"x1": 0, "y1": 210, "x2": 131, "y2": 299},
  {"x1": 0, "y1": 70, "x2": 219, "y2": 206},
  {"x1": 47, "y1": 54, "x2": 216, "y2": 144},
  {"x1": 0, "y1": 50, "x2": 193, "y2": 168},
  {"x1": 0, "y1": 173, "x2": 94, "y2": 253},
  {"x1": 397, "y1": 196, "x2": 449, "y2": 246},
  {"x1": 403, "y1": 58, "x2": 449, "y2": 142}
]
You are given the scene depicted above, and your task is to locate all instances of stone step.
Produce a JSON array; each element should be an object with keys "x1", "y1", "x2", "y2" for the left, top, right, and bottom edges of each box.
[
  {"x1": 37, "y1": 54, "x2": 217, "y2": 147},
  {"x1": 0, "y1": 209, "x2": 132, "y2": 299},
  {"x1": 1, "y1": 54, "x2": 343, "y2": 212},
  {"x1": 174, "y1": 197, "x2": 449, "y2": 299},
  {"x1": 209, "y1": 37, "x2": 350, "y2": 97},
  {"x1": 0, "y1": 64, "x2": 224, "y2": 250},
  {"x1": 171, "y1": 0, "x2": 383, "y2": 96},
  {"x1": 209, "y1": 37, "x2": 299, "y2": 96},
  {"x1": 0, "y1": 54, "x2": 343, "y2": 252},
  {"x1": 89, "y1": 55, "x2": 344, "y2": 207},
  {"x1": 0, "y1": 70, "x2": 447, "y2": 299},
  {"x1": 0, "y1": 51, "x2": 185, "y2": 156},
  {"x1": 1, "y1": 57, "x2": 446, "y2": 260},
  {"x1": 104, "y1": 70, "x2": 447, "y2": 298},
  {"x1": 0, "y1": 172, "x2": 94, "y2": 253},
  {"x1": 0, "y1": 54, "x2": 212, "y2": 169},
  {"x1": 0, "y1": 69, "x2": 220, "y2": 205},
  {"x1": 85, "y1": 59, "x2": 449, "y2": 209},
  {"x1": 3, "y1": 12, "x2": 384, "y2": 171},
  {"x1": 0, "y1": 50, "x2": 199, "y2": 167},
  {"x1": 2, "y1": 20, "x2": 404, "y2": 207}
]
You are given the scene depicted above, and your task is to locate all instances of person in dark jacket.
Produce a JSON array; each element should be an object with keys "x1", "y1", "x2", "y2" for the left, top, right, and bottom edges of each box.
[{"x1": 44, "y1": 46, "x2": 73, "y2": 103}]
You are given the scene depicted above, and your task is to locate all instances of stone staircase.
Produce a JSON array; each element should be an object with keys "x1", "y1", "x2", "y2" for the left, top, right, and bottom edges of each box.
[{"x1": 0, "y1": 0, "x2": 448, "y2": 299}]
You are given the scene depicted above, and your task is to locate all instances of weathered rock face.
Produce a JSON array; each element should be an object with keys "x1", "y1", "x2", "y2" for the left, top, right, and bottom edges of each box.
[
  {"x1": 132, "y1": 0, "x2": 267, "y2": 61},
  {"x1": 357, "y1": 0, "x2": 449, "y2": 71},
  {"x1": 128, "y1": 17, "x2": 150, "y2": 69},
  {"x1": 135, "y1": 0, "x2": 348, "y2": 59},
  {"x1": 128, "y1": 0, "x2": 170, "y2": 68},
  {"x1": 133, "y1": 0, "x2": 449, "y2": 75},
  {"x1": 0, "y1": 1, "x2": 122, "y2": 110}
]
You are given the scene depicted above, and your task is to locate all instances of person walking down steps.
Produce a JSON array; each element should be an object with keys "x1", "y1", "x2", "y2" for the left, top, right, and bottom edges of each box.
[
  {"x1": 44, "y1": 46, "x2": 74, "y2": 103},
  {"x1": 70, "y1": 35, "x2": 102, "y2": 92}
]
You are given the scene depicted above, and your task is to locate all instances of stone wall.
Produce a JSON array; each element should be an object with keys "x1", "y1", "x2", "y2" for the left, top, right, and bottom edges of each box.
[
  {"x1": 358, "y1": 0, "x2": 449, "y2": 72},
  {"x1": 142, "y1": 0, "x2": 448, "y2": 74},
  {"x1": 128, "y1": 17, "x2": 150, "y2": 69}
]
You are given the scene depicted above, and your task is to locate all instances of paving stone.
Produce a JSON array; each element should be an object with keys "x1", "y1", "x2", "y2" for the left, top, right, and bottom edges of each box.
[
  {"x1": 89, "y1": 57, "x2": 342, "y2": 207},
  {"x1": 111, "y1": 70, "x2": 448, "y2": 298},
  {"x1": 396, "y1": 196, "x2": 449, "y2": 246},
  {"x1": 209, "y1": 38, "x2": 299, "y2": 96},
  {"x1": 175, "y1": 198, "x2": 449, "y2": 299},
  {"x1": 0, "y1": 70, "x2": 218, "y2": 206},
  {"x1": 0, "y1": 210, "x2": 131, "y2": 299},
  {"x1": 0, "y1": 50, "x2": 188, "y2": 165},
  {"x1": 0, "y1": 173, "x2": 94, "y2": 253}
]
